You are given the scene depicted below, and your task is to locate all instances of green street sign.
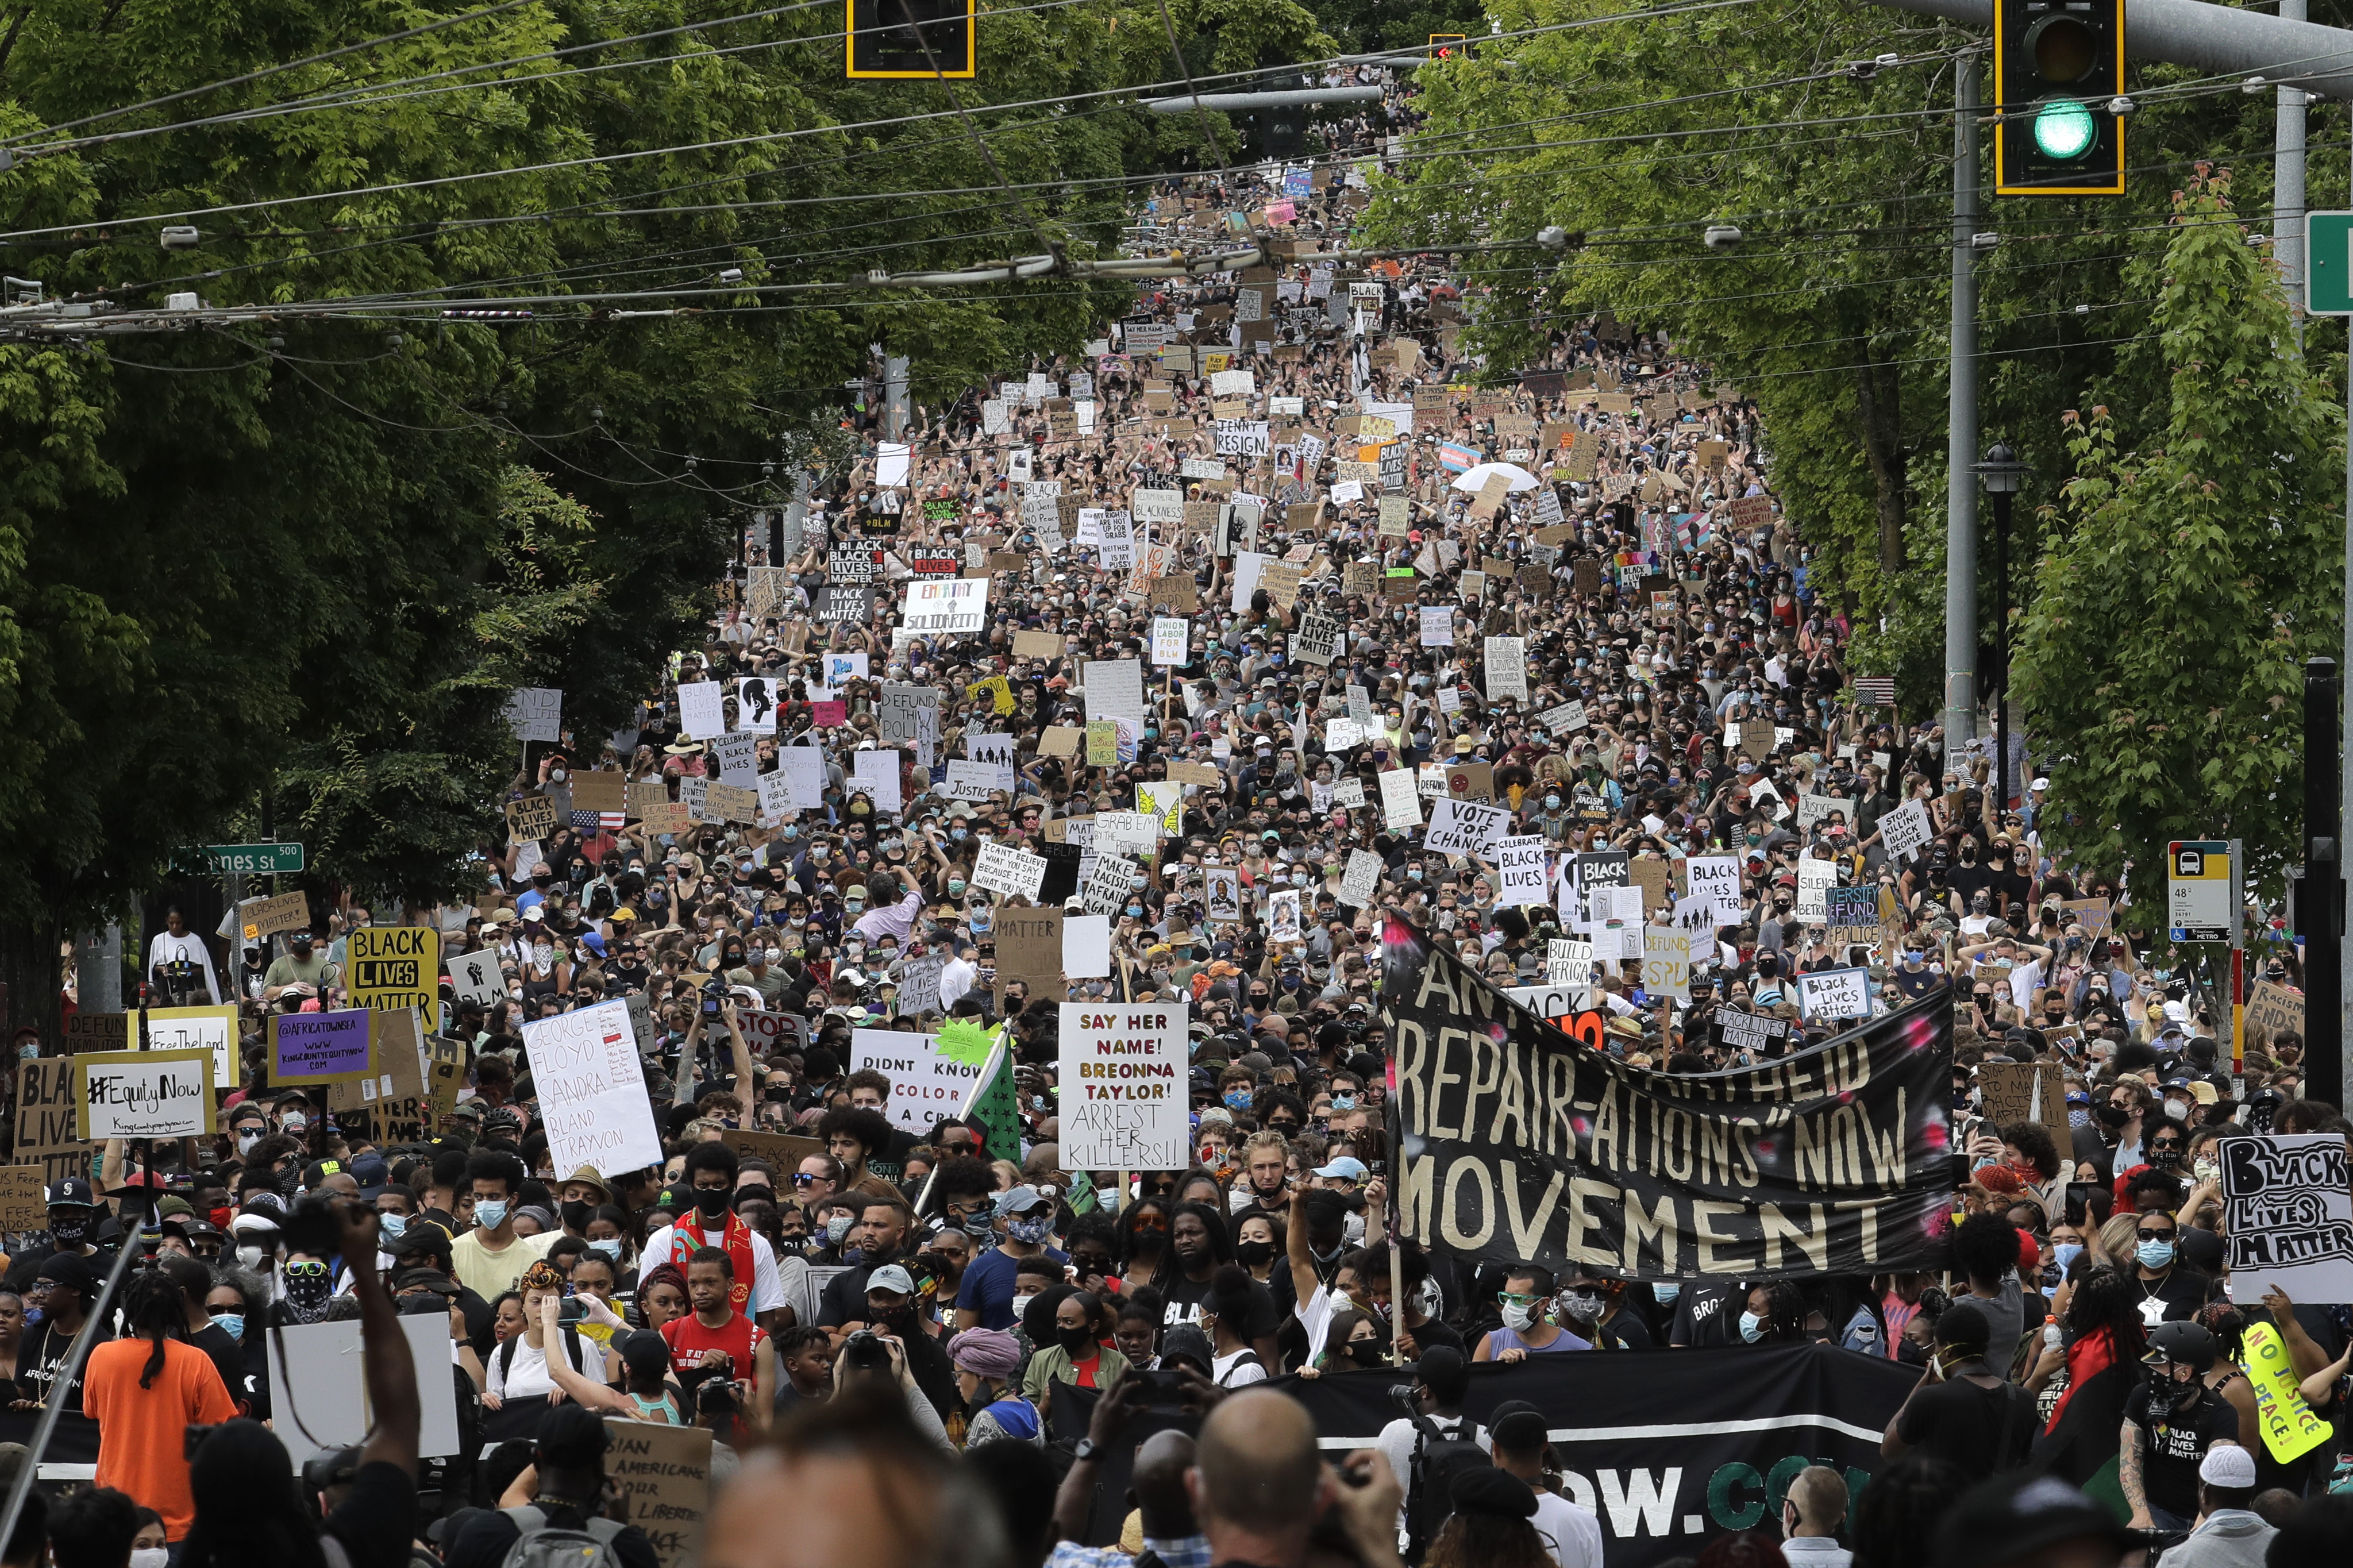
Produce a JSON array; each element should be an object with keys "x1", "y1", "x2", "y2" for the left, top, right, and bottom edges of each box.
[
  {"x1": 197, "y1": 842, "x2": 305, "y2": 875},
  {"x1": 2308, "y1": 211, "x2": 2353, "y2": 314}
]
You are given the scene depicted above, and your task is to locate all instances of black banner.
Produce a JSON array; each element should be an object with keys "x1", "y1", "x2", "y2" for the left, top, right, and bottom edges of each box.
[
  {"x1": 1381, "y1": 915, "x2": 1954, "y2": 1280},
  {"x1": 1282, "y1": 1346, "x2": 1917, "y2": 1568}
]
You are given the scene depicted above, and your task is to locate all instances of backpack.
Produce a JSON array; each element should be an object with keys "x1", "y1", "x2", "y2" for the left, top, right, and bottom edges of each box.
[
  {"x1": 496, "y1": 1506, "x2": 628, "y2": 1568},
  {"x1": 1401, "y1": 1413, "x2": 1491, "y2": 1557},
  {"x1": 1215, "y1": 1350, "x2": 1264, "y2": 1388},
  {"x1": 497, "y1": 1327, "x2": 587, "y2": 1386}
]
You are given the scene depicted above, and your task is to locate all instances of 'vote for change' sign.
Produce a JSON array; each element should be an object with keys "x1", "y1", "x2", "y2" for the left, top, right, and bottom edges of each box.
[
  {"x1": 1058, "y1": 1004, "x2": 1188, "y2": 1172},
  {"x1": 78, "y1": 1049, "x2": 214, "y2": 1139}
]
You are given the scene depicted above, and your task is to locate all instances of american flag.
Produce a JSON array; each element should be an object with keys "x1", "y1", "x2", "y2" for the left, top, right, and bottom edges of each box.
[{"x1": 571, "y1": 809, "x2": 625, "y2": 832}]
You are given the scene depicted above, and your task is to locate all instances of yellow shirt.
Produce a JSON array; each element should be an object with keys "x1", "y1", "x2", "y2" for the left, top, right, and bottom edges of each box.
[{"x1": 450, "y1": 1226, "x2": 559, "y2": 1301}]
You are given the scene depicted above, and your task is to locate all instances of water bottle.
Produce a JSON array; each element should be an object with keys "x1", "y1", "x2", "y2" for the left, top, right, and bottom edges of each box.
[{"x1": 2043, "y1": 1314, "x2": 2062, "y2": 1350}]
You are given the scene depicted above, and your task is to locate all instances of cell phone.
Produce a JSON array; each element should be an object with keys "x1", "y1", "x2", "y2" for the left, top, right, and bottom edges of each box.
[
  {"x1": 559, "y1": 1296, "x2": 587, "y2": 1326},
  {"x1": 2063, "y1": 1182, "x2": 2097, "y2": 1228},
  {"x1": 1135, "y1": 1368, "x2": 1186, "y2": 1407}
]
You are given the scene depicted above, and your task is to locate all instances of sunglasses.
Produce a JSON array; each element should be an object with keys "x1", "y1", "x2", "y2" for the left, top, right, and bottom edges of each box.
[
  {"x1": 285, "y1": 1259, "x2": 330, "y2": 1278},
  {"x1": 2136, "y1": 1227, "x2": 2176, "y2": 1241}
]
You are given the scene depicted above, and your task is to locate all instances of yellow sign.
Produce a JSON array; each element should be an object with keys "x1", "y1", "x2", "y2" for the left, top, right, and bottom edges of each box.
[
  {"x1": 1085, "y1": 721, "x2": 1117, "y2": 766},
  {"x1": 964, "y1": 675, "x2": 1014, "y2": 716},
  {"x1": 2242, "y1": 1322, "x2": 2332, "y2": 1463},
  {"x1": 1137, "y1": 780, "x2": 1184, "y2": 837},
  {"x1": 145, "y1": 1004, "x2": 241, "y2": 1096},
  {"x1": 348, "y1": 925, "x2": 442, "y2": 1033}
]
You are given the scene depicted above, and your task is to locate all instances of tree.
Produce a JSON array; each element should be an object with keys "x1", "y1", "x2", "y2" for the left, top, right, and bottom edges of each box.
[{"x1": 2012, "y1": 168, "x2": 2343, "y2": 914}]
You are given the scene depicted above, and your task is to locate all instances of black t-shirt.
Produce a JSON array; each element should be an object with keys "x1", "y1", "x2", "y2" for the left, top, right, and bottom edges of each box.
[
  {"x1": 1669, "y1": 1284, "x2": 1740, "y2": 1348},
  {"x1": 446, "y1": 1501, "x2": 662, "y2": 1568},
  {"x1": 1157, "y1": 1273, "x2": 1282, "y2": 1342},
  {"x1": 2136, "y1": 1267, "x2": 2209, "y2": 1323},
  {"x1": 1896, "y1": 1372, "x2": 2037, "y2": 1481},
  {"x1": 17, "y1": 1315, "x2": 112, "y2": 1411},
  {"x1": 324, "y1": 1461, "x2": 427, "y2": 1568},
  {"x1": 2125, "y1": 1378, "x2": 2239, "y2": 1520},
  {"x1": 1945, "y1": 861, "x2": 1993, "y2": 910},
  {"x1": 188, "y1": 1322, "x2": 253, "y2": 1412}
]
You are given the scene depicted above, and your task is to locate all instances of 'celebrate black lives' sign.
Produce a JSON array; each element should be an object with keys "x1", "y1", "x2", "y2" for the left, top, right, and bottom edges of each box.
[{"x1": 1380, "y1": 915, "x2": 1954, "y2": 1280}]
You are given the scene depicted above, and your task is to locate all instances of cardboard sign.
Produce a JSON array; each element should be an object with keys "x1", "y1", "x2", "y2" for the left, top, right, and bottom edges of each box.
[
  {"x1": 525, "y1": 999, "x2": 665, "y2": 1178},
  {"x1": 1012, "y1": 629, "x2": 1064, "y2": 661},
  {"x1": 995, "y1": 908, "x2": 1067, "y2": 1004},
  {"x1": 349, "y1": 924, "x2": 441, "y2": 1034},
  {"x1": 1978, "y1": 1060, "x2": 2070, "y2": 1139},
  {"x1": 0, "y1": 1165, "x2": 48, "y2": 1230},
  {"x1": 76, "y1": 1048, "x2": 213, "y2": 1139},
  {"x1": 570, "y1": 770, "x2": 627, "y2": 814},
  {"x1": 2244, "y1": 980, "x2": 2304, "y2": 1047},
  {"x1": 604, "y1": 1419, "x2": 715, "y2": 1568},
  {"x1": 64, "y1": 1012, "x2": 128, "y2": 1053},
  {"x1": 718, "y1": 1128, "x2": 827, "y2": 1174},
  {"x1": 506, "y1": 792, "x2": 560, "y2": 841},
  {"x1": 14, "y1": 1058, "x2": 84, "y2": 1185},
  {"x1": 240, "y1": 889, "x2": 311, "y2": 942}
]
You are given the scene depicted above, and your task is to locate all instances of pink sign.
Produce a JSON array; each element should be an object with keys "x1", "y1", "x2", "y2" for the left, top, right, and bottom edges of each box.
[{"x1": 810, "y1": 700, "x2": 848, "y2": 727}]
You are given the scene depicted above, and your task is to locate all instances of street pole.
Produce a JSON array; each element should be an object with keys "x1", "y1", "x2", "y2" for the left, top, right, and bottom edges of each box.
[
  {"x1": 1943, "y1": 58, "x2": 1980, "y2": 778},
  {"x1": 2342, "y1": 119, "x2": 2353, "y2": 1109},
  {"x1": 2280, "y1": 0, "x2": 2309, "y2": 340},
  {"x1": 2303, "y1": 658, "x2": 2339, "y2": 1084},
  {"x1": 1994, "y1": 486, "x2": 2010, "y2": 811}
]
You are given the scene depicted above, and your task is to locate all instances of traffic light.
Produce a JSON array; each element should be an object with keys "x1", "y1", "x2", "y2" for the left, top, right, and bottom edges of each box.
[
  {"x1": 846, "y1": 0, "x2": 975, "y2": 79},
  {"x1": 1994, "y1": 0, "x2": 2125, "y2": 195},
  {"x1": 1427, "y1": 34, "x2": 1468, "y2": 61}
]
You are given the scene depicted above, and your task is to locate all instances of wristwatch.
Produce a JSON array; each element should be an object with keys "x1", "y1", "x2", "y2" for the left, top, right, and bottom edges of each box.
[{"x1": 1072, "y1": 1438, "x2": 1101, "y2": 1463}]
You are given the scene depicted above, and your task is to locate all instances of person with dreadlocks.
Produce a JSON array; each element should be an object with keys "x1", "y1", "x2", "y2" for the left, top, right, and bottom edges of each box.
[
  {"x1": 2028, "y1": 1264, "x2": 2151, "y2": 1519},
  {"x1": 81, "y1": 1269, "x2": 240, "y2": 1546}
]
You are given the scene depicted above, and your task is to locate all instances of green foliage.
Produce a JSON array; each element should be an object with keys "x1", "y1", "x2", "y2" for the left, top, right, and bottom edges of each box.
[{"x1": 2013, "y1": 170, "x2": 2343, "y2": 911}]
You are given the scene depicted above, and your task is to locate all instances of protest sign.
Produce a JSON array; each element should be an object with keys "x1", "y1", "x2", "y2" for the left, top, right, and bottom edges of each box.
[
  {"x1": 1083, "y1": 659, "x2": 1146, "y2": 721},
  {"x1": 1545, "y1": 939, "x2": 1594, "y2": 989},
  {"x1": 1978, "y1": 1060, "x2": 2070, "y2": 1141},
  {"x1": 603, "y1": 1419, "x2": 715, "y2": 1568},
  {"x1": 523, "y1": 1000, "x2": 664, "y2": 1178},
  {"x1": 1426, "y1": 798, "x2": 1511, "y2": 858},
  {"x1": 1151, "y1": 617, "x2": 1189, "y2": 665},
  {"x1": 1878, "y1": 799, "x2": 1933, "y2": 862},
  {"x1": 14, "y1": 1058, "x2": 83, "y2": 1184},
  {"x1": 503, "y1": 687, "x2": 562, "y2": 743},
  {"x1": 971, "y1": 841, "x2": 1048, "y2": 900},
  {"x1": 2222, "y1": 1134, "x2": 2353, "y2": 1304},
  {"x1": 849, "y1": 1028, "x2": 980, "y2": 1137},
  {"x1": 1792, "y1": 966, "x2": 1874, "y2": 1022},
  {"x1": 1379, "y1": 768, "x2": 1423, "y2": 830},
  {"x1": 239, "y1": 889, "x2": 311, "y2": 942},
  {"x1": 64, "y1": 1012, "x2": 128, "y2": 1053},
  {"x1": 1494, "y1": 836, "x2": 1549, "y2": 907},
  {"x1": 2243, "y1": 981, "x2": 2304, "y2": 1049},
  {"x1": 506, "y1": 793, "x2": 560, "y2": 842},
  {"x1": 446, "y1": 947, "x2": 507, "y2": 1010},
  {"x1": 274, "y1": 1010, "x2": 371, "y2": 1084},
  {"x1": 1291, "y1": 612, "x2": 1341, "y2": 665},
  {"x1": 1384, "y1": 922, "x2": 1952, "y2": 1280},
  {"x1": 1058, "y1": 1003, "x2": 1189, "y2": 1171},
  {"x1": 145, "y1": 1004, "x2": 239, "y2": 1093},
  {"x1": 900, "y1": 578, "x2": 989, "y2": 633},
  {"x1": 348, "y1": 924, "x2": 441, "y2": 1033},
  {"x1": 76, "y1": 1049, "x2": 212, "y2": 1139},
  {"x1": 1484, "y1": 635, "x2": 1527, "y2": 701},
  {"x1": 1338, "y1": 849, "x2": 1381, "y2": 910},
  {"x1": 1643, "y1": 926, "x2": 1692, "y2": 1001},
  {"x1": 675, "y1": 680, "x2": 725, "y2": 740},
  {"x1": 1205, "y1": 869, "x2": 1242, "y2": 923},
  {"x1": 0, "y1": 1166, "x2": 47, "y2": 1230},
  {"x1": 265, "y1": 1316, "x2": 464, "y2": 1469},
  {"x1": 1713, "y1": 1007, "x2": 1792, "y2": 1060}
]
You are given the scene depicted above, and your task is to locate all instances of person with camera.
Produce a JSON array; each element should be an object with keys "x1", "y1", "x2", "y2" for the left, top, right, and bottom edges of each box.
[
  {"x1": 1043, "y1": 1377, "x2": 1211, "y2": 1566},
  {"x1": 178, "y1": 1190, "x2": 419, "y2": 1568},
  {"x1": 444, "y1": 1403, "x2": 660, "y2": 1568},
  {"x1": 659, "y1": 1246, "x2": 768, "y2": 1414}
]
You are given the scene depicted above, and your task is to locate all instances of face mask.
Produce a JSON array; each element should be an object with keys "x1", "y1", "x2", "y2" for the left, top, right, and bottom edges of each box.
[
  {"x1": 49, "y1": 1216, "x2": 88, "y2": 1249},
  {"x1": 283, "y1": 1270, "x2": 333, "y2": 1323},
  {"x1": 1654, "y1": 1283, "x2": 1681, "y2": 1304},
  {"x1": 561, "y1": 1200, "x2": 596, "y2": 1232},
  {"x1": 1057, "y1": 1324, "x2": 1097, "y2": 1354},
  {"x1": 694, "y1": 1188, "x2": 731, "y2": 1222},
  {"x1": 2052, "y1": 1242, "x2": 2084, "y2": 1274},
  {"x1": 237, "y1": 1244, "x2": 268, "y2": 1272},
  {"x1": 209, "y1": 1312, "x2": 245, "y2": 1341},
  {"x1": 474, "y1": 1200, "x2": 510, "y2": 1231},
  {"x1": 379, "y1": 1214, "x2": 406, "y2": 1241},
  {"x1": 1545, "y1": 796, "x2": 1561, "y2": 810},
  {"x1": 1224, "y1": 1091, "x2": 1252, "y2": 1109},
  {"x1": 591, "y1": 1239, "x2": 624, "y2": 1261},
  {"x1": 1008, "y1": 1215, "x2": 1055, "y2": 1245},
  {"x1": 1499, "y1": 1302, "x2": 1537, "y2": 1332},
  {"x1": 1010, "y1": 1292, "x2": 1038, "y2": 1317},
  {"x1": 825, "y1": 1215, "x2": 854, "y2": 1245},
  {"x1": 281, "y1": 1114, "x2": 307, "y2": 1135},
  {"x1": 1562, "y1": 1289, "x2": 1606, "y2": 1322},
  {"x1": 132, "y1": 1550, "x2": 168, "y2": 1568},
  {"x1": 1234, "y1": 1240, "x2": 1275, "y2": 1268},
  {"x1": 236, "y1": 1131, "x2": 263, "y2": 1155},
  {"x1": 2136, "y1": 1239, "x2": 2175, "y2": 1270},
  {"x1": 1738, "y1": 1311, "x2": 1765, "y2": 1344},
  {"x1": 15, "y1": 1045, "x2": 34, "y2": 1061},
  {"x1": 2094, "y1": 1101, "x2": 2131, "y2": 1127}
]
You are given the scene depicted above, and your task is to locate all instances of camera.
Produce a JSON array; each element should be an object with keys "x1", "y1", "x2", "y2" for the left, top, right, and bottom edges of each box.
[
  {"x1": 559, "y1": 1296, "x2": 587, "y2": 1326},
  {"x1": 702, "y1": 978, "x2": 727, "y2": 1017},
  {"x1": 840, "y1": 1329, "x2": 893, "y2": 1374}
]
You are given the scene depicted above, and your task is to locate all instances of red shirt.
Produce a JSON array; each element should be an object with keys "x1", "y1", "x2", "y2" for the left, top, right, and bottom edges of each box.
[{"x1": 661, "y1": 1309, "x2": 763, "y2": 1380}]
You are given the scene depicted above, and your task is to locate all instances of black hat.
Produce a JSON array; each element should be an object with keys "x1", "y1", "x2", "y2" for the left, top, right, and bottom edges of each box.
[
  {"x1": 45, "y1": 1176, "x2": 95, "y2": 1210},
  {"x1": 1932, "y1": 1475, "x2": 2131, "y2": 1568},
  {"x1": 1449, "y1": 1467, "x2": 1536, "y2": 1519}
]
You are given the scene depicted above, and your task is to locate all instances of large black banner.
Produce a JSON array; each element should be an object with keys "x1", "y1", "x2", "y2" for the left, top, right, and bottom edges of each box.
[
  {"x1": 1283, "y1": 1345, "x2": 1918, "y2": 1568},
  {"x1": 1381, "y1": 915, "x2": 1954, "y2": 1279}
]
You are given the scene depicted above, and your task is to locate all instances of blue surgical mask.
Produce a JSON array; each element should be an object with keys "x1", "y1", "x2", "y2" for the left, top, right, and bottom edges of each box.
[
  {"x1": 2136, "y1": 1239, "x2": 2175, "y2": 1270},
  {"x1": 15, "y1": 1044, "x2": 34, "y2": 1061},
  {"x1": 952, "y1": 827, "x2": 968, "y2": 841},
  {"x1": 475, "y1": 1200, "x2": 509, "y2": 1231},
  {"x1": 378, "y1": 1214, "x2": 406, "y2": 1240},
  {"x1": 591, "y1": 1239, "x2": 624, "y2": 1261},
  {"x1": 2052, "y1": 1242, "x2": 2084, "y2": 1274},
  {"x1": 1125, "y1": 904, "x2": 1143, "y2": 918},
  {"x1": 210, "y1": 1312, "x2": 244, "y2": 1340},
  {"x1": 1544, "y1": 796, "x2": 1561, "y2": 810},
  {"x1": 1738, "y1": 1311, "x2": 1764, "y2": 1344},
  {"x1": 1224, "y1": 1091, "x2": 1252, "y2": 1109},
  {"x1": 1331, "y1": 1094, "x2": 1355, "y2": 1111}
]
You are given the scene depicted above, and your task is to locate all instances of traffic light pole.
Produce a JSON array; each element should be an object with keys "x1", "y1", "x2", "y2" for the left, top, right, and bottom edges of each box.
[
  {"x1": 2279, "y1": 0, "x2": 2308, "y2": 334},
  {"x1": 2342, "y1": 123, "x2": 2353, "y2": 1109},
  {"x1": 1943, "y1": 57, "x2": 1980, "y2": 779}
]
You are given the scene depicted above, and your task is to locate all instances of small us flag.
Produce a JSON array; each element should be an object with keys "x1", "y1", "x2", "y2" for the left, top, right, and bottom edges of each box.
[
  {"x1": 571, "y1": 809, "x2": 625, "y2": 832},
  {"x1": 1854, "y1": 678, "x2": 1896, "y2": 708}
]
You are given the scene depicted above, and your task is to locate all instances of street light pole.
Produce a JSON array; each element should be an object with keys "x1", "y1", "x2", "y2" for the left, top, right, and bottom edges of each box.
[{"x1": 1975, "y1": 444, "x2": 2027, "y2": 810}]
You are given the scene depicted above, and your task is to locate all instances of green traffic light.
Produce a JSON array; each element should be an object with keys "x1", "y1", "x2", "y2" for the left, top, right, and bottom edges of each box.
[{"x1": 2032, "y1": 97, "x2": 2098, "y2": 161}]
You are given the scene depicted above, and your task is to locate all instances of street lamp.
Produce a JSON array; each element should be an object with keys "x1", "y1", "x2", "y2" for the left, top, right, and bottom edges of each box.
[{"x1": 1974, "y1": 443, "x2": 2028, "y2": 813}]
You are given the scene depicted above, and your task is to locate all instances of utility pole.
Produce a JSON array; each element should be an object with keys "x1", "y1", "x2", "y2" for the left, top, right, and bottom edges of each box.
[
  {"x1": 2304, "y1": 658, "x2": 2340, "y2": 1088},
  {"x1": 883, "y1": 355, "x2": 911, "y2": 442},
  {"x1": 1943, "y1": 58, "x2": 1980, "y2": 777},
  {"x1": 2280, "y1": 0, "x2": 2309, "y2": 337},
  {"x1": 2343, "y1": 122, "x2": 2353, "y2": 1110}
]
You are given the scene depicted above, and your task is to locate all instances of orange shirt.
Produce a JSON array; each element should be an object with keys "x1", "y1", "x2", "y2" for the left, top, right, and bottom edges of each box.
[{"x1": 83, "y1": 1337, "x2": 238, "y2": 1540}]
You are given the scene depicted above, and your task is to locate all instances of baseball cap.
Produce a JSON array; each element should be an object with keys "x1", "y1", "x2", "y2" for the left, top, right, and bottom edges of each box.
[
  {"x1": 45, "y1": 1177, "x2": 95, "y2": 1210},
  {"x1": 1313, "y1": 1156, "x2": 1368, "y2": 1181},
  {"x1": 867, "y1": 1264, "x2": 916, "y2": 1296},
  {"x1": 391, "y1": 1268, "x2": 457, "y2": 1296},
  {"x1": 998, "y1": 1184, "x2": 1051, "y2": 1216},
  {"x1": 352, "y1": 1154, "x2": 391, "y2": 1199}
]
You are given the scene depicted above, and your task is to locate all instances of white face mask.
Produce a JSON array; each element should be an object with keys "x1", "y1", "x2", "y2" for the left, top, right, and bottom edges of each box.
[
  {"x1": 131, "y1": 1550, "x2": 168, "y2": 1568},
  {"x1": 237, "y1": 1244, "x2": 268, "y2": 1272}
]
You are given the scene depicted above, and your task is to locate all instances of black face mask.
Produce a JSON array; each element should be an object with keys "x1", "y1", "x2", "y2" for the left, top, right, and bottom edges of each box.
[
  {"x1": 2094, "y1": 1101, "x2": 2132, "y2": 1127},
  {"x1": 48, "y1": 1216, "x2": 88, "y2": 1249},
  {"x1": 1234, "y1": 1240, "x2": 1276, "y2": 1268},
  {"x1": 561, "y1": 1200, "x2": 596, "y2": 1232},
  {"x1": 694, "y1": 1188, "x2": 731, "y2": 1222},
  {"x1": 1057, "y1": 1325, "x2": 1097, "y2": 1354}
]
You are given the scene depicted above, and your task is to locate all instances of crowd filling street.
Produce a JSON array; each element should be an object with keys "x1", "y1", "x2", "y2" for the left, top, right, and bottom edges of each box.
[{"x1": 2, "y1": 61, "x2": 2351, "y2": 1568}]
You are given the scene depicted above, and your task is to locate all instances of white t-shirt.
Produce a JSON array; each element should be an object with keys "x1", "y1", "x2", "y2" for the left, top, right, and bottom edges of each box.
[
  {"x1": 145, "y1": 931, "x2": 222, "y2": 1003},
  {"x1": 1531, "y1": 1491, "x2": 1605, "y2": 1568},
  {"x1": 640, "y1": 1222, "x2": 790, "y2": 1317},
  {"x1": 1374, "y1": 1414, "x2": 1489, "y2": 1534},
  {"x1": 1212, "y1": 1347, "x2": 1268, "y2": 1388}
]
